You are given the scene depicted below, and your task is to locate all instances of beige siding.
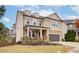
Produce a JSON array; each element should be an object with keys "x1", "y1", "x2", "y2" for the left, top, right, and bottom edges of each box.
[
  {"x1": 32, "y1": 18, "x2": 40, "y2": 26},
  {"x1": 50, "y1": 20, "x2": 62, "y2": 30},
  {"x1": 61, "y1": 22, "x2": 68, "y2": 40},
  {"x1": 47, "y1": 13, "x2": 61, "y2": 20},
  {"x1": 42, "y1": 18, "x2": 62, "y2": 31},
  {"x1": 16, "y1": 11, "x2": 23, "y2": 42},
  {"x1": 42, "y1": 18, "x2": 52, "y2": 27},
  {"x1": 49, "y1": 30, "x2": 62, "y2": 34},
  {"x1": 23, "y1": 17, "x2": 32, "y2": 26},
  {"x1": 23, "y1": 16, "x2": 40, "y2": 26}
]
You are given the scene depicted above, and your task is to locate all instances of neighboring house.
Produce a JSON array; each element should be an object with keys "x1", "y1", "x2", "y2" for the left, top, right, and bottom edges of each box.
[
  {"x1": 16, "y1": 10, "x2": 68, "y2": 42},
  {"x1": 64, "y1": 19, "x2": 79, "y2": 40},
  {"x1": 63, "y1": 20, "x2": 75, "y2": 30}
]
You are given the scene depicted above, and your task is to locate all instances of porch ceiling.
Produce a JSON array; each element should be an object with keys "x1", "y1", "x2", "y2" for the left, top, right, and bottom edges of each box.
[{"x1": 24, "y1": 25, "x2": 49, "y2": 29}]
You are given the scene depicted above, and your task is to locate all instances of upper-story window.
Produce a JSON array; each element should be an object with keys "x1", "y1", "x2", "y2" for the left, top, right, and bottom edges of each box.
[
  {"x1": 52, "y1": 21, "x2": 58, "y2": 27},
  {"x1": 27, "y1": 20, "x2": 30, "y2": 25},
  {"x1": 69, "y1": 24, "x2": 73, "y2": 28},
  {"x1": 39, "y1": 21, "x2": 41, "y2": 26},
  {"x1": 33, "y1": 22, "x2": 36, "y2": 26}
]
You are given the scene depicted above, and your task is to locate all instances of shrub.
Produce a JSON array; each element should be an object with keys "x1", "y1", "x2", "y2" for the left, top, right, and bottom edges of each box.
[
  {"x1": 0, "y1": 35, "x2": 7, "y2": 46},
  {"x1": 21, "y1": 36, "x2": 33, "y2": 45},
  {"x1": 65, "y1": 30, "x2": 76, "y2": 42},
  {"x1": 43, "y1": 37, "x2": 49, "y2": 43},
  {"x1": 6, "y1": 36, "x2": 16, "y2": 45},
  {"x1": 0, "y1": 34, "x2": 15, "y2": 47},
  {"x1": 75, "y1": 39, "x2": 79, "y2": 42},
  {"x1": 62, "y1": 39, "x2": 65, "y2": 41},
  {"x1": 21, "y1": 36, "x2": 50, "y2": 45}
]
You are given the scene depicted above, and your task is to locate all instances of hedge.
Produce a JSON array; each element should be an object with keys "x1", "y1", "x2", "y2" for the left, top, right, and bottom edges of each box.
[{"x1": 65, "y1": 30, "x2": 76, "y2": 42}]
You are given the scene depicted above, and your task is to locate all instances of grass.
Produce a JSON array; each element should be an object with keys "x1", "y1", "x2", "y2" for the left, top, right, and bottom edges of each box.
[{"x1": 0, "y1": 45, "x2": 72, "y2": 53}]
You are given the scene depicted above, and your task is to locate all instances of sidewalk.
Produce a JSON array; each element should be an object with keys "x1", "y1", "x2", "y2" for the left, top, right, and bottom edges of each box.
[{"x1": 60, "y1": 42, "x2": 79, "y2": 53}]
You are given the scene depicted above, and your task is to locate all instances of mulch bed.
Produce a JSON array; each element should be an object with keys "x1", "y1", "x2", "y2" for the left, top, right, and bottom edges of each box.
[
  {"x1": 17, "y1": 40, "x2": 63, "y2": 46},
  {"x1": 0, "y1": 41, "x2": 62, "y2": 47},
  {"x1": 0, "y1": 43, "x2": 15, "y2": 47},
  {"x1": 29, "y1": 42, "x2": 62, "y2": 46}
]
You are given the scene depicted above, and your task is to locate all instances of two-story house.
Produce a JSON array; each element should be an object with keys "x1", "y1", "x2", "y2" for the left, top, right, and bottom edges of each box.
[
  {"x1": 16, "y1": 10, "x2": 68, "y2": 42},
  {"x1": 64, "y1": 19, "x2": 79, "y2": 40}
]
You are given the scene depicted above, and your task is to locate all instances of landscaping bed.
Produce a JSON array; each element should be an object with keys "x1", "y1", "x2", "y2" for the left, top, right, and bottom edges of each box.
[
  {"x1": 20, "y1": 36, "x2": 62, "y2": 46},
  {"x1": 0, "y1": 43, "x2": 15, "y2": 47},
  {"x1": 30, "y1": 42, "x2": 62, "y2": 46},
  {"x1": 0, "y1": 37, "x2": 16, "y2": 47}
]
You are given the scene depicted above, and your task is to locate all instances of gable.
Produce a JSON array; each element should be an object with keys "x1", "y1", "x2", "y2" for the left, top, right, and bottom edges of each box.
[{"x1": 47, "y1": 13, "x2": 62, "y2": 21}]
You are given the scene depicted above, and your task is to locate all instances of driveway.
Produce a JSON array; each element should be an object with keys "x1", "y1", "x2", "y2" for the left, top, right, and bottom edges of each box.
[{"x1": 60, "y1": 42, "x2": 79, "y2": 53}]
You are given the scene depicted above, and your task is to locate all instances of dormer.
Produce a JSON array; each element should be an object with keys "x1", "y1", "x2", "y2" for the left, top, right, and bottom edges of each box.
[
  {"x1": 24, "y1": 10, "x2": 31, "y2": 15},
  {"x1": 31, "y1": 12, "x2": 39, "y2": 17}
]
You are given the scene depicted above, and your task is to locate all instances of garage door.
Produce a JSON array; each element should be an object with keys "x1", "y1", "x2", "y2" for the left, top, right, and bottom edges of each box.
[{"x1": 49, "y1": 34, "x2": 60, "y2": 42}]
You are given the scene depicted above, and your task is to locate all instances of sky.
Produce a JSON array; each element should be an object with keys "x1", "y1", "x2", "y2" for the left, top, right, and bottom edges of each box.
[{"x1": 0, "y1": 5, "x2": 79, "y2": 29}]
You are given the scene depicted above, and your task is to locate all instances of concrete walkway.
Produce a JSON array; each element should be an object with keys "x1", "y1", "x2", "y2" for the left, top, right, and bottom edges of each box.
[{"x1": 60, "y1": 42, "x2": 79, "y2": 53}]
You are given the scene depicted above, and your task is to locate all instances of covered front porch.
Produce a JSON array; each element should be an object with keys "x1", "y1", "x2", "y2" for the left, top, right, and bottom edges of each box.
[{"x1": 24, "y1": 25, "x2": 49, "y2": 41}]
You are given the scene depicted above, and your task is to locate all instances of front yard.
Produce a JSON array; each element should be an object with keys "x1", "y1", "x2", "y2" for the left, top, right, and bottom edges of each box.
[{"x1": 0, "y1": 45, "x2": 72, "y2": 53}]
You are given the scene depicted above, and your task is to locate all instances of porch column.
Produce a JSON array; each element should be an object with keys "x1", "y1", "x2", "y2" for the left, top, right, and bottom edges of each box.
[
  {"x1": 75, "y1": 31, "x2": 78, "y2": 40},
  {"x1": 30, "y1": 29, "x2": 32, "y2": 38},
  {"x1": 40, "y1": 29, "x2": 42, "y2": 39},
  {"x1": 27, "y1": 27, "x2": 29, "y2": 37},
  {"x1": 59, "y1": 34, "x2": 62, "y2": 42},
  {"x1": 47, "y1": 30, "x2": 49, "y2": 41}
]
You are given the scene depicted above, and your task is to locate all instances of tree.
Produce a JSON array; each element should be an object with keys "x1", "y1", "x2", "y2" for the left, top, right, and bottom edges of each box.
[
  {"x1": 65, "y1": 30, "x2": 76, "y2": 41},
  {"x1": 0, "y1": 22, "x2": 9, "y2": 36},
  {"x1": 0, "y1": 22, "x2": 10, "y2": 45},
  {"x1": 0, "y1": 6, "x2": 7, "y2": 45},
  {"x1": 0, "y1": 5, "x2": 6, "y2": 33},
  {"x1": 0, "y1": 22, "x2": 5, "y2": 32},
  {"x1": 0, "y1": 5, "x2": 6, "y2": 19}
]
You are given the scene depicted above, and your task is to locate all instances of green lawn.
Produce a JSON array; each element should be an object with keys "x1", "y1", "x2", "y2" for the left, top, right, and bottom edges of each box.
[{"x1": 0, "y1": 45, "x2": 73, "y2": 53}]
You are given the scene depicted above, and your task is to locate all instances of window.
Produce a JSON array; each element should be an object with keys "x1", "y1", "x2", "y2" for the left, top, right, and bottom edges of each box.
[
  {"x1": 33, "y1": 22, "x2": 36, "y2": 26},
  {"x1": 53, "y1": 21, "x2": 56, "y2": 26},
  {"x1": 39, "y1": 22, "x2": 41, "y2": 26},
  {"x1": 52, "y1": 21, "x2": 58, "y2": 27},
  {"x1": 55, "y1": 21, "x2": 58, "y2": 26},
  {"x1": 27, "y1": 21, "x2": 30, "y2": 25},
  {"x1": 69, "y1": 24, "x2": 73, "y2": 27}
]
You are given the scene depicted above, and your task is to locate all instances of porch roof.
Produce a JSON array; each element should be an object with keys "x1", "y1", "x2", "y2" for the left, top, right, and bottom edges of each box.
[
  {"x1": 74, "y1": 28, "x2": 79, "y2": 31},
  {"x1": 24, "y1": 25, "x2": 49, "y2": 29}
]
